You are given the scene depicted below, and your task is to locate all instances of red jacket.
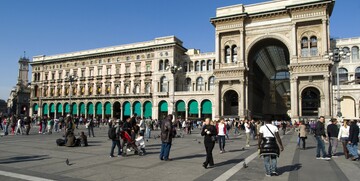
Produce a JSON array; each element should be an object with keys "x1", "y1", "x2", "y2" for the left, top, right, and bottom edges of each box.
[{"x1": 216, "y1": 123, "x2": 227, "y2": 135}]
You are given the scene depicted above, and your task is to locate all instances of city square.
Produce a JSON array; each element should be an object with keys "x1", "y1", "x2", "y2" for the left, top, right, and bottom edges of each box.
[{"x1": 1, "y1": 0, "x2": 360, "y2": 180}]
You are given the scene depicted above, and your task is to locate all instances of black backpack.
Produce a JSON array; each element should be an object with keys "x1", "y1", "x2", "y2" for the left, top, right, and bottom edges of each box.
[{"x1": 108, "y1": 127, "x2": 116, "y2": 139}]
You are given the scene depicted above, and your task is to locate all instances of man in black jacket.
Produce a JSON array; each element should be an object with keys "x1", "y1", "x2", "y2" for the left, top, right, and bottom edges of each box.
[
  {"x1": 347, "y1": 120, "x2": 359, "y2": 161},
  {"x1": 315, "y1": 116, "x2": 330, "y2": 160},
  {"x1": 327, "y1": 118, "x2": 339, "y2": 157},
  {"x1": 159, "y1": 114, "x2": 174, "y2": 161}
]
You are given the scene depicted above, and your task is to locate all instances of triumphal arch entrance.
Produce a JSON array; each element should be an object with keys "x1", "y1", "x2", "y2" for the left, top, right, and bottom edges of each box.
[{"x1": 212, "y1": 0, "x2": 335, "y2": 121}]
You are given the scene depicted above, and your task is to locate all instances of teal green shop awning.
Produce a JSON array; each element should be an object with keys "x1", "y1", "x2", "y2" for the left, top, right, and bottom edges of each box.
[
  {"x1": 50, "y1": 104, "x2": 55, "y2": 113},
  {"x1": 123, "y1": 102, "x2": 131, "y2": 116},
  {"x1": 43, "y1": 104, "x2": 48, "y2": 114},
  {"x1": 159, "y1": 101, "x2": 168, "y2": 112},
  {"x1": 201, "y1": 100, "x2": 212, "y2": 114},
  {"x1": 133, "y1": 102, "x2": 141, "y2": 116},
  {"x1": 65, "y1": 104, "x2": 70, "y2": 113},
  {"x1": 88, "y1": 103, "x2": 94, "y2": 115},
  {"x1": 34, "y1": 104, "x2": 38, "y2": 111},
  {"x1": 96, "y1": 103, "x2": 102, "y2": 115},
  {"x1": 176, "y1": 101, "x2": 185, "y2": 112},
  {"x1": 72, "y1": 103, "x2": 77, "y2": 115},
  {"x1": 105, "y1": 102, "x2": 111, "y2": 115},
  {"x1": 189, "y1": 101, "x2": 198, "y2": 114},
  {"x1": 80, "y1": 103, "x2": 85, "y2": 114},
  {"x1": 57, "y1": 104, "x2": 62, "y2": 113},
  {"x1": 143, "y1": 101, "x2": 152, "y2": 118}
]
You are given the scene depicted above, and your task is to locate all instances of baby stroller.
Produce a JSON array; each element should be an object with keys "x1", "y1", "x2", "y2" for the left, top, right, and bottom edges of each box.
[{"x1": 121, "y1": 130, "x2": 145, "y2": 156}]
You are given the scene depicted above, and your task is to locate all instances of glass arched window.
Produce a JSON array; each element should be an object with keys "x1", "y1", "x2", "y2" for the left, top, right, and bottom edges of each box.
[
  {"x1": 352, "y1": 46, "x2": 359, "y2": 61},
  {"x1": 159, "y1": 60, "x2": 164, "y2": 71},
  {"x1": 160, "y1": 76, "x2": 168, "y2": 92},
  {"x1": 355, "y1": 67, "x2": 360, "y2": 84},
  {"x1": 196, "y1": 77, "x2": 204, "y2": 91},
  {"x1": 195, "y1": 61, "x2": 200, "y2": 71},
  {"x1": 338, "y1": 68, "x2": 348, "y2": 84},
  {"x1": 208, "y1": 76, "x2": 215, "y2": 91},
  {"x1": 164, "y1": 59, "x2": 169, "y2": 70},
  {"x1": 145, "y1": 83, "x2": 151, "y2": 93},
  {"x1": 185, "y1": 78, "x2": 191, "y2": 91},
  {"x1": 207, "y1": 60, "x2": 213, "y2": 71},
  {"x1": 310, "y1": 36, "x2": 318, "y2": 56},
  {"x1": 183, "y1": 62, "x2": 188, "y2": 72},
  {"x1": 225, "y1": 46, "x2": 231, "y2": 63},
  {"x1": 232, "y1": 45, "x2": 237, "y2": 63},
  {"x1": 201, "y1": 60, "x2": 206, "y2": 71},
  {"x1": 301, "y1": 37, "x2": 309, "y2": 57},
  {"x1": 343, "y1": 47, "x2": 350, "y2": 63}
]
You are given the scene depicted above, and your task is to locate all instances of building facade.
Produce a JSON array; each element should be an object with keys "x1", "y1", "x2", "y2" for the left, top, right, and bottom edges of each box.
[
  {"x1": 7, "y1": 56, "x2": 31, "y2": 116},
  {"x1": 30, "y1": 0, "x2": 338, "y2": 122}
]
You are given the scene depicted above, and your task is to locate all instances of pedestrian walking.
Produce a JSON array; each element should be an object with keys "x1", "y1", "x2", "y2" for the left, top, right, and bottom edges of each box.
[
  {"x1": 338, "y1": 120, "x2": 350, "y2": 159},
  {"x1": 87, "y1": 117, "x2": 95, "y2": 137},
  {"x1": 327, "y1": 118, "x2": 339, "y2": 157},
  {"x1": 216, "y1": 119, "x2": 226, "y2": 153},
  {"x1": 15, "y1": 117, "x2": 23, "y2": 135},
  {"x1": 346, "y1": 120, "x2": 359, "y2": 161},
  {"x1": 244, "y1": 119, "x2": 251, "y2": 147},
  {"x1": 298, "y1": 121, "x2": 307, "y2": 149},
  {"x1": 201, "y1": 118, "x2": 216, "y2": 169},
  {"x1": 314, "y1": 116, "x2": 331, "y2": 160},
  {"x1": 258, "y1": 119, "x2": 284, "y2": 177},
  {"x1": 109, "y1": 120, "x2": 122, "y2": 157},
  {"x1": 159, "y1": 114, "x2": 175, "y2": 161}
]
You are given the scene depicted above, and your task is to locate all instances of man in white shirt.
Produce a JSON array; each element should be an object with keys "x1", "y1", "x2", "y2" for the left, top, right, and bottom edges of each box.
[
  {"x1": 244, "y1": 119, "x2": 251, "y2": 147},
  {"x1": 16, "y1": 118, "x2": 23, "y2": 135}
]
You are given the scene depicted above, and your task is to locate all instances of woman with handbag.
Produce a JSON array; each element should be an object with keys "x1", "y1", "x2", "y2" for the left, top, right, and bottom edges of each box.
[
  {"x1": 298, "y1": 121, "x2": 307, "y2": 149},
  {"x1": 201, "y1": 118, "x2": 217, "y2": 169},
  {"x1": 258, "y1": 119, "x2": 284, "y2": 177}
]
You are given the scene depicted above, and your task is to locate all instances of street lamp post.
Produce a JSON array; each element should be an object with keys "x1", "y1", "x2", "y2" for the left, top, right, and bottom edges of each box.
[
  {"x1": 325, "y1": 47, "x2": 350, "y2": 118},
  {"x1": 168, "y1": 65, "x2": 182, "y2": 117},
  {"x1": 65, "y1": 75, "x2": 77, "y2": 117}
]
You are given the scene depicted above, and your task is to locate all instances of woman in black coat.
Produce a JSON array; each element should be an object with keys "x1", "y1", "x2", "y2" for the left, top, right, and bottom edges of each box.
[{"x1": 201, "y1": 118, "x2": 217, "y2": 169}]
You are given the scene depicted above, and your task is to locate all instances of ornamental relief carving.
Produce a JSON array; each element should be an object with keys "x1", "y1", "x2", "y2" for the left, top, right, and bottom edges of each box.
[
  {"x1": 245, "y1": 25, "x2": 291, "y2": 36},
  {"x1": 290, "y1": 64, "x2": 330, "y2": 73},
  {"x1": 217, "y1": 23, "x2": 243, "y2": 31},
  {"x1": 292, "y1": 11, "x2": 325, "y2": 20},
  {"x1": 214, "y1": 69, "x2": 244, "y2": 78}
]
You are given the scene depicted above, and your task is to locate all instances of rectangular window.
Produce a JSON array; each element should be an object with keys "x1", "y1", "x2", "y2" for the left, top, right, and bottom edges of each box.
[
  {"x1": 135, "y1": 64, "x2": 140, "y2": 72},
  {"x1": 90, "y1": 69, "x2": 94, "y2": 76},
  {"x1": 98, "y1": 68, "x2": 102, "y2": 76},
  {"x1": 81, "y1": 69, "x2": 85, "y2": 77},
  {"x1": 107, "y1": 67, "x2": 111, "y2": 75},
  {"x1": 52, "y1": 73, "x2": 55, "y2": 80},
  {"x1": 125, "y1": 66, "x2": 130, "y2": 73},
  {"x1": 73, "y1": 70, "x2": 77, "y2": 77},
  {"x1": 59, "y1": 72, "x2": 62, "y2": 79}
]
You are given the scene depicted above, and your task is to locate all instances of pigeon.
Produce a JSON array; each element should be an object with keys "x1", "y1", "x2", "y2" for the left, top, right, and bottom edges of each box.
[
  {"x1": 198, "y1": 141, "x2": 201, "y2": 144},
  {"x1": 146, "y1": 139, "x2": 149, "y2": 142},
  {"x1": 65, "y1": 158, "x2": 70, "y2": 166},
  {"x1": 243, "y1": 162, "x2": 248, "y2": 168},
  {"x1": 241, "y1": 147, "x2": 245, "y2": 151}
]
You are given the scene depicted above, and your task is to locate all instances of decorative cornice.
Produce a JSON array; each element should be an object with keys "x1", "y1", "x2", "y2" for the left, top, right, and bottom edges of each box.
[
  {"x1": 213, "y1": 68, "x2": 245, "y2": 78},
  {"x1": 289, "y1": 63, "x2": 331, "y2": 73}
]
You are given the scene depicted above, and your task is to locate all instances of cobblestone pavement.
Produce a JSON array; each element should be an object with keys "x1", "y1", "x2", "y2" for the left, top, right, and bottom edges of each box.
[{"x1": 0, "y1": 125, "x2": 359, "y2": 181}]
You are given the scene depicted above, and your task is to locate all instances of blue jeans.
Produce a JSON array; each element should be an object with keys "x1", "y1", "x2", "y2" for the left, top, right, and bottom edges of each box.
[
  {"x1": 4, "y1": 125, "x2": 8, "y2": 135},
  {"x1": 160, "y1": 142, "x2": 172, "y2": 160},
  {"x1": 264, "y1": 155, "x2": 277, "y2": 175},
  {"x1": 315, "y1": 136, "x2": 327, "y2": 157},
  {"x1": 110, "y1": 140, "x2": 121, "y2": 156},
  {"x1": 218, "y1": 135, "x2": 226, "y2": 151},
  {"x1": 347, "y1": 143, "x2": 359, "y2": 159},
  {"x1": 145, "y1": 127, "x2": 151, "y2": 138}
]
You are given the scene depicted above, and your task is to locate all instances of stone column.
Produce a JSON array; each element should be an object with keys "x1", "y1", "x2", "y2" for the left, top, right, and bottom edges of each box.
[
  {"x1": 356, "y1": 103, "x2": 359, "y2": 118},
  {"x1": 214, "y1": 81, "x2": 221, "y2": 119},
  {"x1": 215, "y1": 32, "x2": 220, "y2": 69},
  {"x1": 198, "y1": 104, "x2": 201, "y2": 118},
  {"x1": 291, "y1": 23, "x2": 297, "y2": 58},
  {"x1": 322, "y1": 19, "x2": 329, "y2": 54},
  {"x1": 290, "y1": 76, "x2": 299, "y2": 119},
  {"x1": 185, "y1": 105, "x2": 188, "y2": 121},
  {"x1": 239, "y1": 79, "x2": 245, "y2": 117},
  {"x1": 240, "y1": 29, "x2": 245, "y2": 67},
  {"x1": 323, "y1": 74, "x2": 331, "y2": 117},
  {"x1": 102, "y1": 104, "x2": 105, "y2": 119}
]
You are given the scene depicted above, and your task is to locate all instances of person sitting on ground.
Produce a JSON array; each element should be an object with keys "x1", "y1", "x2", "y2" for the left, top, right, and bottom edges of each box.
[
  {"x1": 79, "y1": 131, "x2": 88, "y2": 147},
  {"x1": 65, "y1": 131, "x2": 76, "y2": 147}
]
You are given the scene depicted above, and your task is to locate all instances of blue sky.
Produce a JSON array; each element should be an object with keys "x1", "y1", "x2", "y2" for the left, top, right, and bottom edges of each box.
[{"x1": 0, "y1": 0, "x2": 359, "y2": 101}]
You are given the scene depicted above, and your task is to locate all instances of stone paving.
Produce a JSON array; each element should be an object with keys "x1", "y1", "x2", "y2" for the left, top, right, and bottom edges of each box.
[{"x1": 0, "y1": 125, "x2": 359, "y2": 181}]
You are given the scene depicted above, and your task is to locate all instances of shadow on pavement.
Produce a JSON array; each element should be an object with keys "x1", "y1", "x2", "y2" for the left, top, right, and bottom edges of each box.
[
  {"x1": 173, "y1": 154, "x2": 206, "y2": 161},
  {"x1": 278, "y1": 163, "x2": 302, "y2": 175},
  {"x1": 215, "y1": 158, "x2": 244, "y2": 167},
  {"x1": 0, "y1": 155, "x2": 50, "y2": 164}
]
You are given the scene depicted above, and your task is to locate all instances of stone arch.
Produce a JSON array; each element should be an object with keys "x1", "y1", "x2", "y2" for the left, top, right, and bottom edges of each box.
[
  {"x1": 222, "y1": 90, "x2": 239, "y2": 116},
  {"x1": 301, "y1": 87, "x2": 321, "y2": 117}
]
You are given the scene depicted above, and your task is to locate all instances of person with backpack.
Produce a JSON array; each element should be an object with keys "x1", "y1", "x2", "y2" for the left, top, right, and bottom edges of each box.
[{"x1": 109, "y1": 120, "x2": 121, "y2": 157}]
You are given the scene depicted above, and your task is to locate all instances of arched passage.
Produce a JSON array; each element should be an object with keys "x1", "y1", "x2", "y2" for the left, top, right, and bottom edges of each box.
[
  {"x1": 72, "y1": 103, "x2": 77, "y2": 116},
  {"x1": 56, "y1": 103, "x2": 62, "y2": 117},
  {"x1": 201, "y1": 100, "x2": 212, "y2": 118},
  {"x1": 33, "y1": 103, "x2": 39, "y2": 115},
  {"x1": 95, "y1": 102, "x2": 102, "y2": 118},
  {"x1": 79, "y1": 102, "x2": 85, "y2": 117},
  {"x1": 223, "y1": 90, "x2": 238, "y2": 116},
  {"x1": 64, "y1": 103, "x2": 70, "y2": 115},
  {"x1": 341, "y1": 97, "x2": 356, "y2": 118},
  {"x1": 248, "y1": 38, "x2": 290, "y2": 119},
  {"x1": 301, "y1": 87, "x2": 320, "y2": 117},
  {"x1": 176, "y1": 100, "x2": 186, "y2": 119},
  {"x1": 87, "y1": 102, "x2": 94, "y2": 118},
  {"x1": 43, "y1": 103, "x2": 48, "y2": 116},
  {"x1": 188, "y1": 100, "x2": 199, "y2": 119},
  {"x1": 143, "y1": 101, "x2": 152, "y2": 119},
  {"x1": 49, "y1": 103, "x2": 55, "y2": 118},
  {"x1": 133, "y1": 101, "x2": 141, "y2": 117},
  {"x1": 123, "y1": 101, "x2": 131, "y2": 121},
  {"x1": 104, "y1": 102, "x2": 111, "y2": 118},
  {"x1": 158, "y1": 101, "x2": 168, "y2": 120},
  {"x1": 113, "y1": 102, "x2": 121, "y2": 119}
]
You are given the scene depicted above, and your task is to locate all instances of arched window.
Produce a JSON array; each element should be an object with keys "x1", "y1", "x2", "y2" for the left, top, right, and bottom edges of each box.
[
  {"x1": 195, "y1": 61, "x2": 200, "y2": 71},
  {"x1": 338, "y1": 68, "x2": 348, "y2": 84},
  {"x1": 225, "y1": 46, "x2": 231, "y2": 63},
  {"x1": 145, "y1": 83, "x2": 151, "y2": 93},
  {"x1": 183, "y1": 62, "x2": 188, "y2": 72},
  {"x1": 355, "y1": 67, "x2": 360, "y2": 84},
  {"x1": 185, "y1": 78, "x2": 191, "y2": 91},
  {"x1": 160, "y1": 76, "x2": 168, "y2": 92},
  {"x1": 189, "y1": 61, "x2": 193, "y2": 72},
  {"x1": 232, "y1": 45, "x2": 237, "y2": 63},
  {"x1": 134, "y1": 84, "x2": 140, "y2": 94},
  {"x1": 125, "y1": 85, "x2": 130, "y2": 94},
  {"x1": 159, "y1": 60, "x2": 164, "y2": 71},
  {"x1": 352, "y1": 46, "x2": 359, "y2": 61},
  {"x1": 301, "y1": 37, "x2": 309, "y2": 57},
  {"x1": 310, "y1": 36, "x2": 318, "y2": 56},
  {"x1": 343, "y1": 47, "x2": 350, "y2": 63},
  {"x1": 201, "y1": 60, "x2": 206, "y2": 71},
  {"x1": 164, "y1": 59, "x2": 169, "y2": 70},
  {"x1": 208, "y1": 76, "x2": 215, "y2": 91},
  {"x1": 207, "y1": 59, "x2": 213, "y2": 71},
  {"x1": 196, "y1": 77, "x2": 204, "y2": 91},
  {"x1": 116, "y1": 85, "x2": 120, "y2": 95}
]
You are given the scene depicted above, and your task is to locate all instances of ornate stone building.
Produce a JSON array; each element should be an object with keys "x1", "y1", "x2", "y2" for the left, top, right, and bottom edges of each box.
[
  {"x1": 331, "y1": 37, "x2": 360, "y2": 120},
  {"x1": 30, "y1": 0, "x2": 337, "y2": 122}
]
